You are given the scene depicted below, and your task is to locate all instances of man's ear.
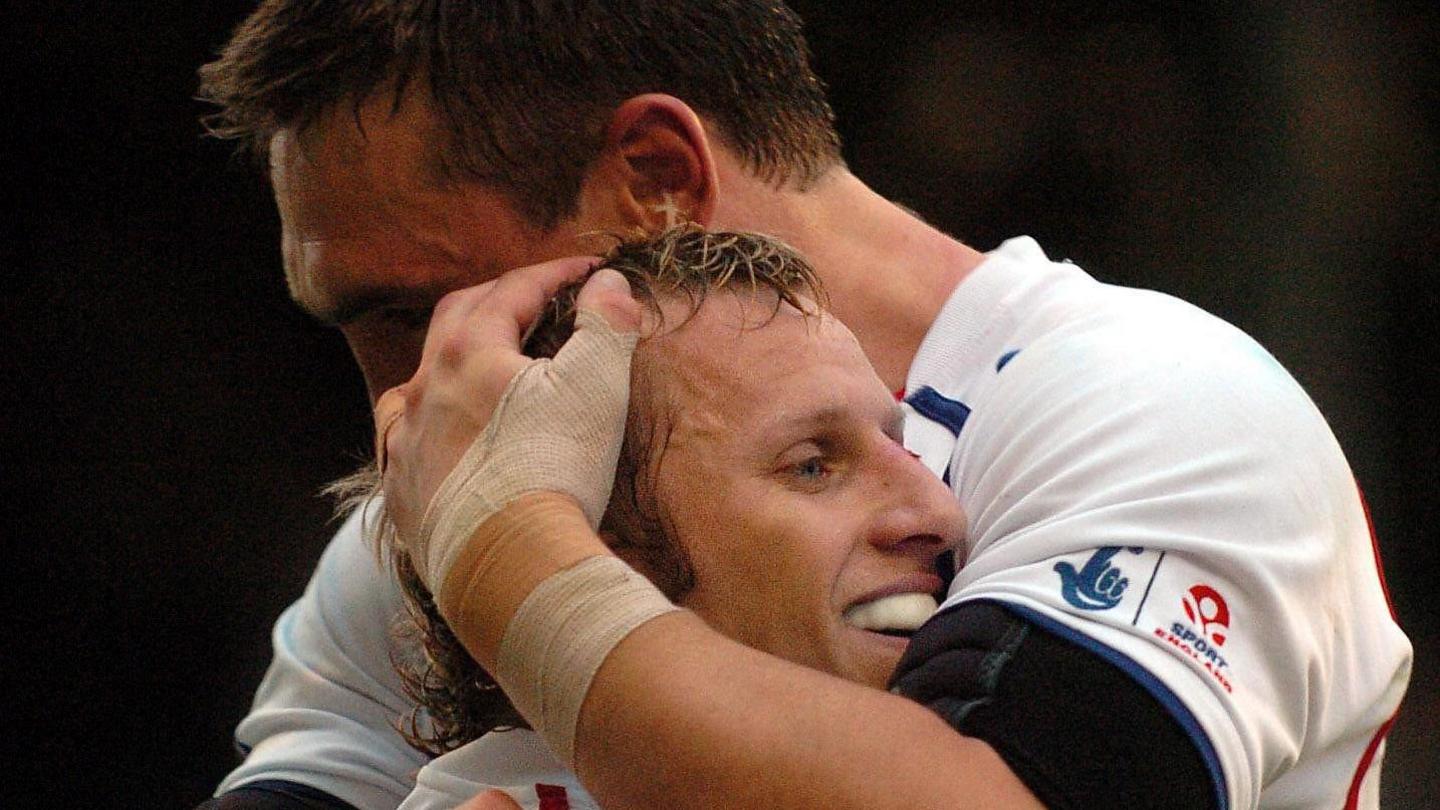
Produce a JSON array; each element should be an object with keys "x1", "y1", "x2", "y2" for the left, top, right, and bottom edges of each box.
[{"x1": 598, "y1": 94, "x2": 719, "y2": 230}]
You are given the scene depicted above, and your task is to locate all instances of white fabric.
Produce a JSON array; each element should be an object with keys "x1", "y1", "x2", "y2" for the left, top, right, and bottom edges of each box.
[
  {"x1": 219, "y1": 237, "x2": 1411, "y2": 809},
  {"x1": 904, "y1": 237, "x2": 1412, "y2": 809},
  {"x1": 399, "y1": 730, "x2": 599, "y2": 810}
]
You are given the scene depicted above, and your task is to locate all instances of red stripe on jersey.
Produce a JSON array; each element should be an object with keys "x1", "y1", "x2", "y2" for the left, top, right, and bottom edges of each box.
[
  {"x1": 1345, "y1": 711, "x2": 1398, "y2": 810},
  {"x1": 1355, "y1": 484, "x2": 1399, "y2": 622},
  {"x1": 1345, "y1": 482, "x2": 1402, "y2": 808},
  {"x1": 536, "y1": 783, "x2": 570, "y2": 810}
]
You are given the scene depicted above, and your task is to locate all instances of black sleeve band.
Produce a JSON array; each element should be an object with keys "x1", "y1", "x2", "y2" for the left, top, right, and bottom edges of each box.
[
  {"x1": 194, "y1": 781, "x2": 359, "y2": 810},
  {"x1": 890, "y1": 600, "x2": 1220, "y2": 810}
]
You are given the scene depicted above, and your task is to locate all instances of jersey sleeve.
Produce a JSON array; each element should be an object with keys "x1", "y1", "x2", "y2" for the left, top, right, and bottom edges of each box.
[
  {"x1": 216, "y1": 505, "x2": 429, "y2": 810},
  {"x1": 891, "y1": 599, "x2": 1217, "y2": 808},
  {"x1": 936, "y1": 303, "x2": 1409, "y2": 808}
]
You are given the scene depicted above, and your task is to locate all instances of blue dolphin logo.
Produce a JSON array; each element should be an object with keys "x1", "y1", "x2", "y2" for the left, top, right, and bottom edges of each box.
[{"x1": 1054, "y1": 546, "x2": 1144, "y2": 611}]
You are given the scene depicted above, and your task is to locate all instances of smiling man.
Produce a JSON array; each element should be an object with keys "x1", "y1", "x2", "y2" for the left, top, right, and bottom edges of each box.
[
  {"x1": 382, "y1": 228, "x2": 961, "y2": 808},
  {"x1": 199, "y1": 2, "x2": 1409, "y2": 809}
]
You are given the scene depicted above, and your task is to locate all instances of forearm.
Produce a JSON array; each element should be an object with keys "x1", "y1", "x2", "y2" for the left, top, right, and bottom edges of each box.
[
  {"x1": 457, "y1": 496, "x2": 1039, "y2": 810},
  {"x1": 441, "y1": 492, "x2": 609, "y2": 667},
  {"x1": 576, "y1": 612, "x2": 1039, "y2": 810}
]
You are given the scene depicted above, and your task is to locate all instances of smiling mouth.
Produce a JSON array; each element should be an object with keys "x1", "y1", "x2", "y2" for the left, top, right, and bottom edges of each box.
[{"x1": 842, "y1": 592, "x2": 938, "y2": 636}]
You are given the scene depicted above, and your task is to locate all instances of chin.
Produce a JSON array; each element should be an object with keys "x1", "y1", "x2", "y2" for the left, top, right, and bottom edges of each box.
[{"x1": 843, "y1": 633, "x2": 908, "y2": 688}]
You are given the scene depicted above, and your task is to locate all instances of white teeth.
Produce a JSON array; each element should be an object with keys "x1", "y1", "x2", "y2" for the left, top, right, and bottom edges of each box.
[{"x1": 843, "y1": 593, "x2": 937, "y2": 632}]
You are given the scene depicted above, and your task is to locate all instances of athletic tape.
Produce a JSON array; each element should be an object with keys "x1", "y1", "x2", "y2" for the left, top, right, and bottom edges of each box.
[
  {"x1": 496, "y1": 555, "x2": 681, "y2": 766},
  {"x1": 413, "y1": 309, "x2": 637, "y2": 595}
]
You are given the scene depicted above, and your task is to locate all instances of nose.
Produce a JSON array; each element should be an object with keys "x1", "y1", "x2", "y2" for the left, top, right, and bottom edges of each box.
[{"x1": 865, "y1": 440, "x2": 966, "y2": 559}]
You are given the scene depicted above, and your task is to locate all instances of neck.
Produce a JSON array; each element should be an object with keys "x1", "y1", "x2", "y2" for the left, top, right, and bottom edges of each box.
[{"x1": 711, "y1": 165, "x2": 985, "y2": 391}]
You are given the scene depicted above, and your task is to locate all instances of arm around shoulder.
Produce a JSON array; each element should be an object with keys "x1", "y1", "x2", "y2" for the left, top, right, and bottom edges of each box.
[{"x1": 574, "y1": 610, "x2": 1047, "y2": 810}]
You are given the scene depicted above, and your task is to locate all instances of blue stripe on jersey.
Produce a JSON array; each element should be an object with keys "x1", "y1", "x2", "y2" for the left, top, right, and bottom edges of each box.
[
  {"x1": 219, "y1": 779, "x2": 360, "y2": 809},
  {"x1": 1001, "y1": 602, "x2": 1229, "y2": 810},
  {"x1": 996, "y1": 349, "x2": 1021, "y2": 371},
  {"x1": 905, "y1": 386, "x2": 971, "y2": 437}
]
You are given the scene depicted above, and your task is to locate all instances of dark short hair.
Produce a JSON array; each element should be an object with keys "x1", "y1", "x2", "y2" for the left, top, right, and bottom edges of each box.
[
  {"x1": 367, "y1": 226, "x2": 824, "y2": 753},
  {"x1": 199, "y1": 1, "x2": 844, "y2": 227}
]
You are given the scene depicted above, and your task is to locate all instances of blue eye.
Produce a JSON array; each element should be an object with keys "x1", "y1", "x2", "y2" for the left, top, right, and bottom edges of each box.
[{"x1": 794, "y1": 457, "x2": 827, "y2": 481}]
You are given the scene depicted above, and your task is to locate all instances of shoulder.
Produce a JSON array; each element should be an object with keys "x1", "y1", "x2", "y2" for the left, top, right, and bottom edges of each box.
[
  {"x1": 939, "y1": 280, "x2": 1409, "y2": 808},
  {"x1": 961, "y1": 287, "x2": 1341, "y2": 508}
]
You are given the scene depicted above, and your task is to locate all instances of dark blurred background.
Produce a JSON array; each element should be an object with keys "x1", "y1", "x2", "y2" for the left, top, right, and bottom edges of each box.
[{"x1": 8, "y1": 1, "x2": 1436, "y2": 806}]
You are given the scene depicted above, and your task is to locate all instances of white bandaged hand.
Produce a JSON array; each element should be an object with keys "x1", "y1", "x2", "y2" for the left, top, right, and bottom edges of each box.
[{"x1": 413, "y1": 308, "x2": 638, "y2": 597}]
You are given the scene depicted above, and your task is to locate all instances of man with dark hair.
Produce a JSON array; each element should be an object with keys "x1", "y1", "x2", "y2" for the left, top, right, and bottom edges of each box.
[{"x1": 199, "y1": 2, "x2": 1409, "y2": 809}]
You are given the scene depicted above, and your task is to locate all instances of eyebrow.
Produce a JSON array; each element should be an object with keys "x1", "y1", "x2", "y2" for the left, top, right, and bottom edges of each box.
[
  {"x1": 287, "y1": 233, "x2": 470, "y2": 326},
  {"x1": 301, "y1": 282, "x2": 445, "y2": 327},
  {"x1": 762, "y1": 400, "x2": 907, "y2": 443}
]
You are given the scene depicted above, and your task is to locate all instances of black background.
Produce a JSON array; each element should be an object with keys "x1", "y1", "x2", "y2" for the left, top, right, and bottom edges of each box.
[{"x1": 9, "y1": 1, "x2": 1437, "y2": 806}]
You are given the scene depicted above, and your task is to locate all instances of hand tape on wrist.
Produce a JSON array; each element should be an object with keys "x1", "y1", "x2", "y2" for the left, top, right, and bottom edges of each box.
[
  {"x1": 495, "y1": 555, "x2": 680, "y2": 767},
  {"x1": 413, "y1": 309, "x2": 637, "y2": 594}
]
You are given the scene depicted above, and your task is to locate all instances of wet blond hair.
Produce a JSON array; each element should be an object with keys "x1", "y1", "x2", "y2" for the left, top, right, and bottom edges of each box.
[{"x1": 333, "y1": 226, "x2": 825, "y2": 753}]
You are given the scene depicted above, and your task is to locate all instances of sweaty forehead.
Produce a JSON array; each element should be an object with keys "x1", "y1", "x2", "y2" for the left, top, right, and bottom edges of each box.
[
  {"x1": 637, "y1": 292, "x2": 868, "y2": 422},
  {"x1": 268, "y1": 97, "x2": 438, "y2": 238},
  {"x1": 269, "y1": 104, "x2": 447, "y2": 319}
]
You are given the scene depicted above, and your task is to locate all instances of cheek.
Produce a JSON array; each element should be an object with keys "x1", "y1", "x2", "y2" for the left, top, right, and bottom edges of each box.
[
  {"x1": 674, "y1": 512, "x2": 792, "y2": 624},
  {"x1": 686, "y1": 512, "x2": 835, "y2": 616}
]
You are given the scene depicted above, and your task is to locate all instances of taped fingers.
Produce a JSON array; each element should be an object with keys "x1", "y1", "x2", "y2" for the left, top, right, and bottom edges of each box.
[
  {"x1": 373, "y1": 383, "x2": 432, "y2": 551},
  {"x1": 376, "y1": 256, "x2": 628, "y2": 576},
  {"x1": 413, "y1": 306, "x2": 637, "y2": 595},
  {"x1": 418, "y1": 316, "x2": 637, "y2": 588},
  {"x1": 572, "y1": 267, "x2": 643, "y2": 335}
]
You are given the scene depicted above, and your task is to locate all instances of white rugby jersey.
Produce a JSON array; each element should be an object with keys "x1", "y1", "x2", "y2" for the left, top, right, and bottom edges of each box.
[
  {"x1": 219, "y1": 237, "x2": 1411, "y2": 809},
  {"x1": 902, "y1": 237, "x2": 1411, "y2": 809}
]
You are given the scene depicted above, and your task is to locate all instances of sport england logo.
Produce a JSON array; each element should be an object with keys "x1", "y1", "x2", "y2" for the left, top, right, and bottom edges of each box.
[
  {"x1": 1054, "y1": 546, "x2": 1146, "y2": 610},
  {"x1": 1154, "y1": 584, "x2": 1234, "y2": 693},
  {"x1": 1182, "y1": 585, "x2": 1230, "y2": 646}
]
